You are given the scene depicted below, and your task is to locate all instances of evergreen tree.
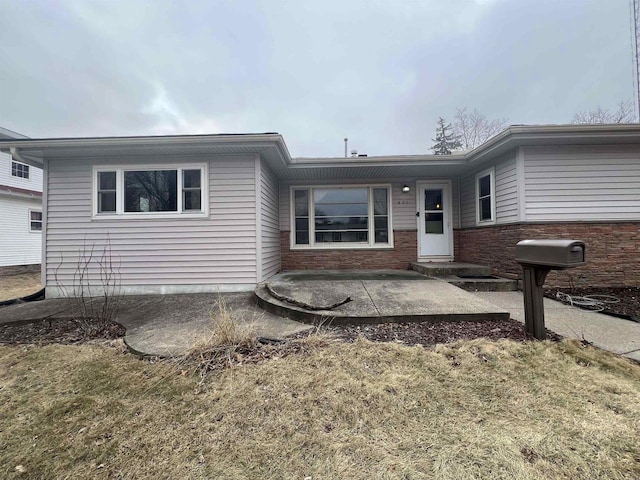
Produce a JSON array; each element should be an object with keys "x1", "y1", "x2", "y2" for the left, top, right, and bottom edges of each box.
[{"x1": 430, "y1": 117, "x2": 461, "y2": 155}]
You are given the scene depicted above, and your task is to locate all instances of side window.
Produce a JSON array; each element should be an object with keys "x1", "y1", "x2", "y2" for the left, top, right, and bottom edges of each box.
[
  {"x1": 475, "y1": 168, "x2": 495, "y2": 223},
  {"x1": 30, "y1": 210, "x2": 42, "y2": 231},
  {"x1": 97, "y1": 171, "x2": 117, "y2": 213},
  {"x1": 12, "y1": 161, "x2": 29, "y2": 179}
]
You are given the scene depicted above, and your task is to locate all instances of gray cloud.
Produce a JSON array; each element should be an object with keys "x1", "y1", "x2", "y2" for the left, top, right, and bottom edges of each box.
[{"x1": 0, "y1": 0, "x2": 633, "y2": 156}]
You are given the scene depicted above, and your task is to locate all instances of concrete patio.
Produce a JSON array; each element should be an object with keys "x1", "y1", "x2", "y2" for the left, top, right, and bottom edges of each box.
[
  {"x1": 256, "y1": 270, "x2": 510, "y2": 324},
  {"x1": 0, "y1": 271, "x2": 638, "y2": 361}
]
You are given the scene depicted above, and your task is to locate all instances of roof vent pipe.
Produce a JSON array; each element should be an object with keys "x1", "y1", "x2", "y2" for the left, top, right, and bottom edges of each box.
[
  {"x1": 351, "y1": 149, "x2": 358, "y2": 157},
  {"x1": 344, "y1": 138, "x2": 348, "y2": 158}
]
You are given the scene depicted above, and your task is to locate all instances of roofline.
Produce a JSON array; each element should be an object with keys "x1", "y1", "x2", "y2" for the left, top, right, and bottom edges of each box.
[
  {"x1": 0, "y1": 126, "x2": 29, "y2": 140},
  {"x1": 291, "y1": 124, "x2": 640, "y2": 168},
  {"x1": 1, "y1": 124, "x2": 640, "y2": 169},
  {"x1": 0, "y1": 132, "x2": 290, "y2": 167},
  {"x1": 0, "y1": 132, "x2": 283, "y2": 147},
  {"x1": 464, "y1": 123, "x2": 640, "y2": 163}
]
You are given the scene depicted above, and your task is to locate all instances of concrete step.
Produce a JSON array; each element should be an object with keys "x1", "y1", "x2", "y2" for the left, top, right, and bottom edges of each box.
[
  {"x1": 409, "y1": 262, "x2": 517, "y2": 292},
  {"x1": 410, "y1": 262, "x2": 492, "y2": 277},
  {"x1": 255, "y1": 276, "x2": 510, "y2": 326},
  {"x1": 442, "y1": 276, "x2": 518, "y2": 292}
]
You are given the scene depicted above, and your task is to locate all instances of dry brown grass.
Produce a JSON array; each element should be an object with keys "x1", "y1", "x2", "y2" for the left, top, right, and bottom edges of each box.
[
  {"x1": 0, "y1": 338, "x2": 639, "y2": 479},
  {"x1": 183, "y1": 297, "x2": 330, "y2": 378},
  {"x1": 0, "y1": 273, "x2": 41, "y2": 302}
]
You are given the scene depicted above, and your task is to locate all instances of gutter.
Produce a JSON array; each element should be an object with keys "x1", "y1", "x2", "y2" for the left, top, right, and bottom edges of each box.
[
  {"x1": 0, "y1": 133, "x2": 284, "y2": 149},
  {"x1": 10, "y1": 147, "x2": 44, "y2": 166}
]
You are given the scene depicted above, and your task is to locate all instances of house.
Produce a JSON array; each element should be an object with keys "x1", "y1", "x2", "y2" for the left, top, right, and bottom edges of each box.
[
  {"x1": 0, "y1": 127, "x2": 43, "y2": 274},
  {"x1": 0, "y1": 124, "x2": 639, "y2": 298}
]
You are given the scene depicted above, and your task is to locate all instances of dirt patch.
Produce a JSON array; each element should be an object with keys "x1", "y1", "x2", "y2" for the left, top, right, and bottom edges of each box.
[
  {"x1": 546, "y1": 287, "x2": 640, "y2": 322},
  {"x1": 0, "y1": 318, "x2": 125, "y2": 345},
  {"x1": 322, "y1": 318, "x2": 561, "y2": 346},
  {"x1": 0, "y1": 272, "x2": 42, "y2": 302}
]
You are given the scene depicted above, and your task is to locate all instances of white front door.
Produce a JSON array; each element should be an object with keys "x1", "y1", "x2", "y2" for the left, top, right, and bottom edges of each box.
[{"x1": 417, "y1": 181, "x2": 453, "y2": 258}]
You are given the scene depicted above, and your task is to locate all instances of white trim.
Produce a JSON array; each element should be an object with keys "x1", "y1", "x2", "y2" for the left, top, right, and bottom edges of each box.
[
  {"x1": 91, "y1": 163, "x2": 209, "y2": 219},
  {"x1": 416, "y1": 179, "x2": 454, "y2": 260},
  {"x1": 28, "y1": 208, "x2": 43, "y2": 233},
  {"x1": 516, "y1": 146, "x2": 527, "y2": 222},
  {"x1": 41, "y1": 159, "x2": 48, "y2": 287},
  {"x1": 289, "y1": 183, "x2": 394, "y2": 250},
  {"x1": 255, "y1": 155, "x2": 263, "y2": 282},
  {"x1": 45, "y1": 283, "x2": 256, "y2": 298},
  {"x1": 475, "y1": 167, "x2": 496, "y2": 225}
]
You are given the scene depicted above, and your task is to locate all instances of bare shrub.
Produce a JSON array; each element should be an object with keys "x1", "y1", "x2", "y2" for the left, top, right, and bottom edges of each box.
[
  {"x1": 182, "y1": 296, "x2": 333, "y2": 383},
  {"x1": 54, "y1": 235, "x2": 122, "y2": 337},
  {"x1": 185, "y1": 296, "x2": 258, "y2": 378}
]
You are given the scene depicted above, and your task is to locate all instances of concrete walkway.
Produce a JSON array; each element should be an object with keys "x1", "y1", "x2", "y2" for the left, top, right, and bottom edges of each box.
[
  {"x1": 473, "y1": 291, "x2": 640, "y2": 361},
  {"x1": 258, "y1": 270, "x2": 510, "y2": 324},
  {"x1": 0, "y1": 292, "x2": 312, "y2": 357}
]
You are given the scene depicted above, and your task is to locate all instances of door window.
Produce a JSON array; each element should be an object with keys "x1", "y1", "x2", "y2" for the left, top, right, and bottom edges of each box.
[{"x1": 424, "y1": 189, "x2": 444, "y2": 234}]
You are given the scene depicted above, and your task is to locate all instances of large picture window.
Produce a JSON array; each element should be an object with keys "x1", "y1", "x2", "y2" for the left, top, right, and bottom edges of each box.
[
  {"x1": 93, "y1": 164, "x2": 207, "y2": 217},
  {"x1": 475, "y1": 167, "x2": 495, "y2": 224},
  {"x1": 291, "y1": 186, "x2": 392, "y2": 248}
]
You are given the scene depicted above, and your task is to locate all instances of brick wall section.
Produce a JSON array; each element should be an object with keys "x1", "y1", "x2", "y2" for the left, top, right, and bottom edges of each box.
[
  {"x1": 281, "y1": 230, "x2": 417, "y2": 270},
  {"x1": 455, "y1": 223, "x2": 640, "y2": 288}
]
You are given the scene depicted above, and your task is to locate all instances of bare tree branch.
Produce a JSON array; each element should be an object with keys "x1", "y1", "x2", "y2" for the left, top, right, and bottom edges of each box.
[
  {"x1": 453, "y1": 107, "x2": 508, "y2": 150},
  {"x1": 571, "y1": 100, "x2": 635, "y2": 124}
]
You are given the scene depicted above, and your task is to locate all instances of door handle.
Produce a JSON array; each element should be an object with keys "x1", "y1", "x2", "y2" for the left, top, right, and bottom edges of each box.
[{"x1": 416, "y1": 212, "x2": 420, "y2": 217}]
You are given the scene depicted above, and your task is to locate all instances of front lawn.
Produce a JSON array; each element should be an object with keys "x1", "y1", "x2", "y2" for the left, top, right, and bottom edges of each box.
[{"x1": 0, "y1": 338, "x2": 638, "y2": 479}]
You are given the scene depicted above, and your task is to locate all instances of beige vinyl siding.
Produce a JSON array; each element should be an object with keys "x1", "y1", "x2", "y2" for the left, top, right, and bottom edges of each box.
[
  {"x1": 45, "y1": 155, "x2": 257, "y2": 295},
  {"x1": 523, "y1": 145, "x2": 640, "y2": 221},
  {"x1": 259, "y1": 160, "x2": 280, "y2": 280},
  {"x1": 459, "y1": 173, "x2": 475, "y2": 228},
  {"x1": 459, "y1": 150, "x2": 518, "y2": 228},
  {"x1": 495, "y1": 156, "x2": 518, "y2": 223},
  {"x1": 0, "y1": 195, "x2": 42, "y2": 266},
  {"x1": 279, "y1": 180, "x2": 459, "y2": 232}
]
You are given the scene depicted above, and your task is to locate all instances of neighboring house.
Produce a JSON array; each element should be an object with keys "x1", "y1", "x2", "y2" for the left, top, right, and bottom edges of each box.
[
  {"x1": 0, "y1": 124, "x2": 639, "y2": 297},
  {"x1": 0, "y1": 127, "x2": 43, "y2": 271}
]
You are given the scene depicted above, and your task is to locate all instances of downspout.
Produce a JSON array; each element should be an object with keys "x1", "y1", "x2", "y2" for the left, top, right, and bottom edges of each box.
[{"x1": 10, "y1": 147, "x2": 44, "y2": 167}]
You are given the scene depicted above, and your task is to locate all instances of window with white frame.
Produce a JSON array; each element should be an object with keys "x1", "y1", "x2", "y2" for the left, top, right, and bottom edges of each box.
[
  {"x1": 291, "y1": 186, "x2": 392, "y2": 248},
  {"x1": 30, "y1": 210, "x2": 42, "y2": 231},
  {"x1": 475, "y1": 167, "x2": 495, "y2": 223},
  {"x1": 93, "y1": 165, "x2": 206, "y2": 216},
  {"x1": 11, "y1": 161, "x2": 29, "y2": 179}
]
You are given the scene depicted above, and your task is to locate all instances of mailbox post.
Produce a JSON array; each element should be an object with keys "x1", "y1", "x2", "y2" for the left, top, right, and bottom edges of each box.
[{"x1": 515, "y1": 240, "x2": 586, "y2": 340}]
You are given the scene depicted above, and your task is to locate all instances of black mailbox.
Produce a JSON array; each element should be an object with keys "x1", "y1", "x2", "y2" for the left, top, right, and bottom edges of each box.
[
  {"x1": 515, "y1": 240, "x2": 585, "y2": 269},
  {"x1": 515, "y1": 239, "x2": 586, "y2": 340}
]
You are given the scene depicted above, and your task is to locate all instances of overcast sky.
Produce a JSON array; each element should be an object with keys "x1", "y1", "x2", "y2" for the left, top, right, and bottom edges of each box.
[{"x1": 0, "y1": 0, "x2": 634, "y2": 156}]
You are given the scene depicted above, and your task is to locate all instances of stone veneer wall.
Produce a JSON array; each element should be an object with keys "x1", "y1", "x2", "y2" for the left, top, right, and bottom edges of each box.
[
  {"x1": 454, "y1": 223, "x2": 640, "y2": 288},
  {"x1": 280, "y1": 230, "x2": 417, "y2": 270}
]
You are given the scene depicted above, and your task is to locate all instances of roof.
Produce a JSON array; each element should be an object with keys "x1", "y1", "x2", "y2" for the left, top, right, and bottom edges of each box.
[
  {"x1": 1, "y1": 124, "x2": 640, "y2": 179},
  {"x1": 0, "y1": 126, "x2": 29, "y2": 140}
]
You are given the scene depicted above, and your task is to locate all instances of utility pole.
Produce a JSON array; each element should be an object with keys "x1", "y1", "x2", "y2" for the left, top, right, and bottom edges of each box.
[{"x1": 632, "y1": 0, "x2": 640, "y2": 121}]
